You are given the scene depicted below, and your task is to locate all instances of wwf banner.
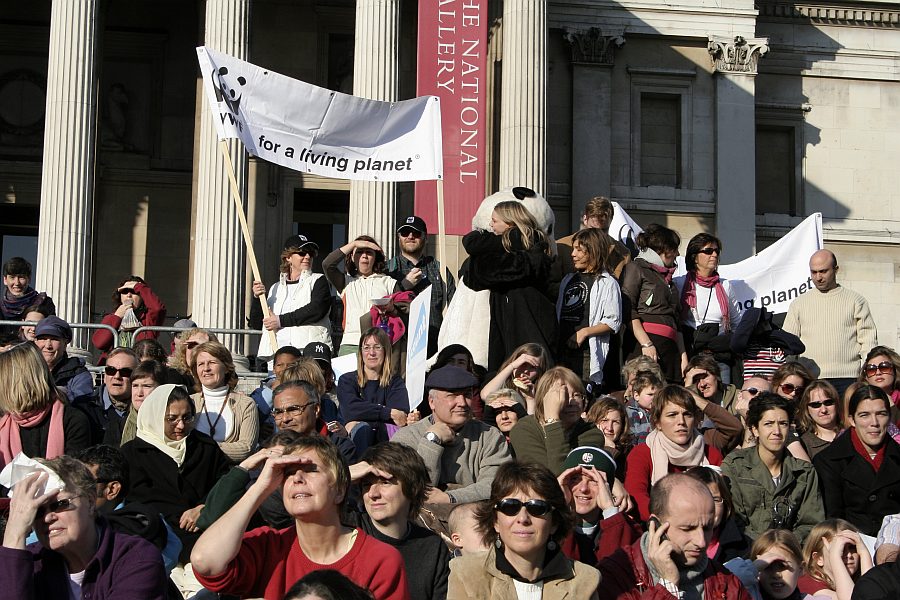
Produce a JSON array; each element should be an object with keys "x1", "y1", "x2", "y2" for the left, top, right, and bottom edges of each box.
[
  {"x1": 196, "y1": 47, "x2": 444, "y2": 182},
  {"x1": 609, "y1": 206, "x2": 823, "y2": 315}
]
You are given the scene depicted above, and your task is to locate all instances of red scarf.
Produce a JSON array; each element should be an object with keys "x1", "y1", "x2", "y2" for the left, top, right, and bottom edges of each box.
[
  {"x1": 681, "y1": 271, "x2": 730, "y2": 330},
  {"x1": 648, "y1": 262, "x2": 676, "y2": 284},
  {"x1": 850, "y1": 427, "x2": 885, "y2": 472},
  {"x1": 0, "y1": 399, "x2": 66, "y2": 466}
]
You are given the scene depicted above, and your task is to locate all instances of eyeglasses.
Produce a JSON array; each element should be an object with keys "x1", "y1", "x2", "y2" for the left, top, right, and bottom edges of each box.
[
  {"x1": 272, "y1": 401, "x2": 317, "y2": 419},
  {"x1": 495, "y1": 498, "x2": 554, "y2": 518},
  {"x1": 118, "y1": 288, "x2": 136, "y2": 295},
  {"x1": 165, "y1": 414, "x2": 195, "y2": 425},
  {"x1": 37, "y1": 497, "x2": 78, "y2": 518},
  {"x1": 741, "y1": 387, "x2": 761, "y2": 397},
  {"x1": 104, "y1": 366, "x2": 133, "y2": 378},
  {"x1": 362, "y1": 344, "x2": 385, "y2": 353},
  {"x1": 698, "y1": 247, "x2": 721, "y2": 256},
  {"x1": 864, "y1": 361, "x2": 895, "y2": 377},
  {"x1": 808, "y1": 399, "x2": 836, "y2": 410},
  {"x1": 398, "y1": 228, "x2": 423, "y2": 239},
  {"x1": 779, "y1": 383, "x2": 804, "y2": 396}
]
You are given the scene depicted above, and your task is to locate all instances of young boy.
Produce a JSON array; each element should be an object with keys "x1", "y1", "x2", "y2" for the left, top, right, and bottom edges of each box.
[{"x1": 625, "y1": 372, "x2": 661, "y2": 446}]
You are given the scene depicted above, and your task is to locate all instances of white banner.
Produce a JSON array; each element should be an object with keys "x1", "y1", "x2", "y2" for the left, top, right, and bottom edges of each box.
[
  {"x1": 196, "y1": 47, "x2": 443, "y2": 182},
  {"x1": 609, "y1": 204, "x2": 823, "y2": 314},
  {"x1": 405, "y1": 286, "x2": 432, "y2": 410}
]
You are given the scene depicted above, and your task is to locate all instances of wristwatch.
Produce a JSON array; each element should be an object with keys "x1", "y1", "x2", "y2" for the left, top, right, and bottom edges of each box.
[
  {"x1": 424, "y1": 431, "x2": 442, "y2": 445},
  {"x1": 641, "y1": 341, "x2": 654, "y2": 348}
]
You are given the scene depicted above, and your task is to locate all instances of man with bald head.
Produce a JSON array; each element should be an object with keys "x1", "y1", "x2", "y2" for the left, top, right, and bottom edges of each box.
[
  {"x1": 783, "y1": 249, "x2": 877, "y2": 394},
  {"x1": 597, "y1": 473, "x2": 751, "y2": 599}
]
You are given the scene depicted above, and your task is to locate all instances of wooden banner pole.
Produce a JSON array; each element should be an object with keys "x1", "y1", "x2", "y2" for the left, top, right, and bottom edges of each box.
[
  {"x1": 436, "y1": 178, "x2": 448, "y2": 293},
  {"x1": 218, "y1": 140, "x2": 278, "y2": 353}
]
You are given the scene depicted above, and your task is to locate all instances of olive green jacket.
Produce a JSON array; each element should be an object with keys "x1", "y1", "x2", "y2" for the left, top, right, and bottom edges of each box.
[
  {"x1": 509, "y1": 416, "x2": 608, "y2": 476},
  {"x1": 721, "y1": 446, "x2": 824, "y2": 542}
]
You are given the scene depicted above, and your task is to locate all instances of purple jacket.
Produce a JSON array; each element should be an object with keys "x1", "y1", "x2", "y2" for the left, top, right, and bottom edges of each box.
[{"x1": 0, "y1": 519, "x2": 166, "y2": 600}]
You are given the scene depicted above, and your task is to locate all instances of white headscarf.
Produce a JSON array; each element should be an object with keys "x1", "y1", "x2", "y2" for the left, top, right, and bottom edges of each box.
[{"x1": 136, "y1": 384, "x2": 190, "y2": 468}]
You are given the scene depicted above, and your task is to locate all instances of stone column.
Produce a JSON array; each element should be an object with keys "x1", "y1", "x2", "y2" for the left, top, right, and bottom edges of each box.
[
  {"x1": 35, "y1": 0, "x2": 102, "y2": 336},
  {"x1": 191, "y1": 0, "x2": 250, "y2": 350},
  {"x1": 499, "y1": 0, "x2": 547, "y2": 194},
  {"x1": 564, "y1": 28, "x2": 624, "y2": 231},
  {"x1": 708, "y1": 35, "x2": 768, "y2": 261},
  {"x1": 348, "y1": 0, "x2": 400, "y2": 256}
]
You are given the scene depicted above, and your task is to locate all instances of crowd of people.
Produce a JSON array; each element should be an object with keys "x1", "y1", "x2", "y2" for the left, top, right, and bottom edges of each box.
[{"x1": 0, "y1": 194, "x2": 899, "y2": 600}]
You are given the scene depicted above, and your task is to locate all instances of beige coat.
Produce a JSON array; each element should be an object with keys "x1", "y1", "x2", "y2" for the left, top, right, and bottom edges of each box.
[
  {"x1": 190, "y1": 391, "x2": 258, "y2": 462},
  {"x1": 448, "y1": 547, "x2": 600, "y2": 600}
]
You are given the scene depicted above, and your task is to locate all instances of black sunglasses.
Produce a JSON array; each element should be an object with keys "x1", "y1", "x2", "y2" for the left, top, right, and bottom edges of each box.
[
  {"x1": 807, "y1": 399, "x2": 836, "y2": 409},
  {"x1": 495, "y1": 498, "x2": 554, "y2": 518},
  {"x1": 104, "y1": 366, "x2": 133, "y2": 378},
  {"x1": 741, "y1": 387, "x2": 761, "y2": 396},
  {"x1": 37, "y1": 497, "x2": 78, "y2": 518},
  {"x1": 698, "y1": 247, "x2": 721, "y2": 256}
]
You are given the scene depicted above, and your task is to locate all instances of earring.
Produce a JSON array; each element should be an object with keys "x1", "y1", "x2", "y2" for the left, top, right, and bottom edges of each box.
[
  {"x1": 495, "y1": 538, "x2": 503, "y2": 549},
  {"x1": 547, "y1": 540, "x2": 558, "y2": 551}
]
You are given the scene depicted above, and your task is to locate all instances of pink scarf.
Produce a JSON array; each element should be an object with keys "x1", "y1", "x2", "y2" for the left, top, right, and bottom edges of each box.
[
  {"x1": 0, "y1": 399, "x2": 66, "y2": 466},
  {"x1": 648, "y1": 262, "x2": 676, "y2": 284},
  {"x1": 646, "y1": 428, "x2": 710, "y2": 485},
  {"x1": 681, "y1": 271, "x2": 730, "y2": 330}
]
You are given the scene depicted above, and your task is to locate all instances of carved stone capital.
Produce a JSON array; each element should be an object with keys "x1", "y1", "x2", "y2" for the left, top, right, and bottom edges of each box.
[
  {"x1": 564, "y1": 28, "x2": 625, "y2": 66},
  {"x1": 708, "y1": 35, "x2": 769, "y2": 74}
]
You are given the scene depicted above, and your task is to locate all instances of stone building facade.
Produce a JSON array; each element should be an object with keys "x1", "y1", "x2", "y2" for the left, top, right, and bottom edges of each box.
[{"x1": 0, "y1": 0, "x2": 896, "y2": 354}]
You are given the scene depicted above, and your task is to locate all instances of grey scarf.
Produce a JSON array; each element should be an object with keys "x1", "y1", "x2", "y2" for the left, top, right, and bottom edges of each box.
[{"x1": 640, "y1": 532, "x2": 707, "y2": 600}]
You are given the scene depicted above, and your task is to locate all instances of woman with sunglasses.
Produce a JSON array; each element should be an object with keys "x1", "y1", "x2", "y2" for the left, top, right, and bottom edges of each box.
[
  {"x1": 324, "y1": 235, "x2": 401, "y2": 356},
  {"x1": 448, "y1": 461, "x2": 600, "y2": 599},
  {"x1": 509, "y1": 367, "x2": 608, "y2": 476},
  {"x1": 771, "y1": 361, "x2": 814, "y2": 461},
  {"x1": 121, "y1": 384, "x2": 230, "y2": 565},
  {"x1": 675, "y1": 233, "x2": 742, "y2": 382},
  {"x1": 797, "y1": 380, "x2": 844, "y2": 460},
  {"x1": 0, "y1": 342, "x2": 90, "y2": 472},
  {"x1": 859, "y1": 346, "x2": 900, "y2": 416},
  {"x1": 0, "y1": 455, "x2": 167, "y2": 598},
  {"x1": 252, "y1": 235, "x2": 333, "y2": 367},
  {"x1": 339, "y1": 327, "x2": 409, "y2": 454},
  {"x1": 91, "y1": 275, "x2": 167, "y2": 364},
  {"x1": 721, "y1": 392, "x2": 824, "y2": 543}
]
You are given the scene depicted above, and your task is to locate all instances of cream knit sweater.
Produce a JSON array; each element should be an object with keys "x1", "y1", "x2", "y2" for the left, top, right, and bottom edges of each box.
[{"x1": 783, "y1": 285, "x2": 877, "y2": 378}]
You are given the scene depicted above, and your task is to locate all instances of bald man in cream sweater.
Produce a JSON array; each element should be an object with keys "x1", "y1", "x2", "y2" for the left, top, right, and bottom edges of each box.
[{"x1": 783, "y1": 249, "x2": 877, "y2": 394}]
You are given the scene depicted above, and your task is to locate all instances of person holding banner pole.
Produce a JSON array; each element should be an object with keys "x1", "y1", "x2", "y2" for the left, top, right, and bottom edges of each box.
[
  {"x1": 250, "y1": 234, "x2": 333, "y2": 366},
  {"x1": 620, "y1": 224, "x2": 688, "y2": 383},
  {"x1": 323, "y1": 236, "x2": 401, "y2": 356}
]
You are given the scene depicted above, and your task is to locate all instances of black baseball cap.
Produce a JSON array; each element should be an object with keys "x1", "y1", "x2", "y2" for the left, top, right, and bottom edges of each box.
[
  {"x1": 283, "y1": 234, "x2": 319, "y2": 252},
  {"x1": 397, "y1": 216, "x2": 427, "y2": 235},
  {"x1": 303, "y1": 341, "x2": 332, "y2": 364}
]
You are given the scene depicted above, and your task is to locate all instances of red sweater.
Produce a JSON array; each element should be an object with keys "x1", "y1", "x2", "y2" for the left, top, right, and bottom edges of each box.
[
  {"x1": 92, "y1": 282, "x2": 167, "y2": 359},
  {"x1": 195, "y1": 526, "x2": 410, "y2": 600},
  {"x1": 625, "y1": 442, "x2": 724, "y2": 522}
]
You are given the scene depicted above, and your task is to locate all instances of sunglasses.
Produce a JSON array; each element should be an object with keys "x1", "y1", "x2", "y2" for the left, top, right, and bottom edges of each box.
[
  {"x1": 495, "y1": 498, "x2": 554, "y2": 518},
  {"x1": 294, "y1": 250, "x2": 317, "y2": 258},
  {"x1": 185, "y1": 341, "x2": 202, "y2": 349},
  {"x1": 37, "y1": 497, "x2": 78, "y2": 518},
  {"x1": 272, "y1": 402, "x2": 317, "y2": 419},
  {"x1": 779, "y1": 383, "x2": 804, "y2": 396},
  {"x1": 398, "y1": 228, "x2": 424, "y2": 239},
  {"x1": 808, "y1": 399, "x2": 836, "y2": 410},
  {"x1": 104, "y1": 366, "x2": 133, "y2": 378},
  {"x1": 118, "y1": 288, "x2": 136, "y2": 295},
  {"x1": 864, "y1": 361, "x2": 894, "y2": 377},
  {"x1": 698, "y1": 247, "x2": 721, "y2": 256},
  {"x1": 741, "y1": 387, "x2": 762, "y2": 397}
]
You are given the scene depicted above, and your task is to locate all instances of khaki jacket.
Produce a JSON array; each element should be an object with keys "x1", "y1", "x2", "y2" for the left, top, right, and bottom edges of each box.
[{"x1": 448, "y1": 547, "x2": 600, "y2": 600}]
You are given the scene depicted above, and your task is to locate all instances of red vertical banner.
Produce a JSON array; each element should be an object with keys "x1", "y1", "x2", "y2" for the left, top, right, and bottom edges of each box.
[{"x1": 415, "y1": 0, "x2": 488, "y2": 235}]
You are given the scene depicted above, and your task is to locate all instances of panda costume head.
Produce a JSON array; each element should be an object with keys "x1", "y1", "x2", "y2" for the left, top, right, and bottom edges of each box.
[{"x1": 436, "y1": 186, "x2": 556, "y2": 367}]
